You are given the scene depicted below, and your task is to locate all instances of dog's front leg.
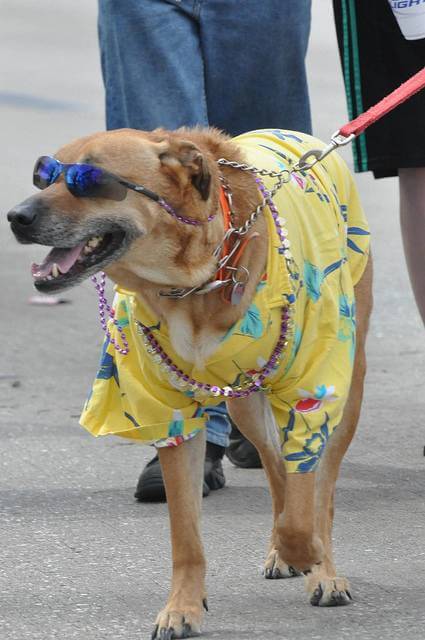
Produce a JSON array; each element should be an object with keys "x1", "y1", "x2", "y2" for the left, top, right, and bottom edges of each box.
[
  {"x1": 154, "y1": 429, "x2": 207, "y2": 639},
  {"x1": 275, "y1": 473, "x2": 324, "y2": 572}
]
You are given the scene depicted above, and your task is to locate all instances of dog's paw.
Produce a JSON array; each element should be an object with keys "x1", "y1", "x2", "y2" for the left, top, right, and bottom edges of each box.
[
  {"x1": 263, "y1": 547, "x2": 303, "y2": 580},
  {"x1": 152, "y1": 599, "x2": 207, "y2": 639},
  {"x1": 308, "y1": 577, "x2": 352, "y2": 607}
]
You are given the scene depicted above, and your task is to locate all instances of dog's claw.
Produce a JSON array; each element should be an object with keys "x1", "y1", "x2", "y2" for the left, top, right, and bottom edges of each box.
[
  {"x1": 310, "y1": 582, "x2": 353, "y2": 607},
  {"x1": 264, "y1": 563, "x2": 301, "y2": 579},
  {"x1": 329, "y1": 590, "x2": 352, "y2": 606},
  {"x1": 310, "y1": 585, "x2": 323, "y2": 606},
  {"x1": 164, "y1": 628, "x2": 174, "y2": 640},
  {"x1": 182, "y1": 623, "x2": 192, "y2": 637},
  {"x1": 202, "y1": 598, "x2": 209, "y2": 612},
  {"x1": 151, "y1": 625, "x2": 159, "y2": 640}
]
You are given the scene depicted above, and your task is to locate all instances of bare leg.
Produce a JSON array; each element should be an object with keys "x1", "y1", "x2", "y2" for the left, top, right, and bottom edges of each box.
[
  {"x1": 399, "y1": 168, "x2": 425, "y2": 325},
  {"x1": 153, "y1": 430, "x2": 207, "y2": 639},
  {"x1": 306, "y1": 256, "x2": 373, "y2": 606}
]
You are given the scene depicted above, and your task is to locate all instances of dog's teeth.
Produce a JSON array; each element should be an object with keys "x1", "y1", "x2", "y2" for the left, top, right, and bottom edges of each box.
[
  {"x1": 83, "y1": 246, "x2": 93, "y2": 255},
  {"x1": 51, "y1": 263, "x2": 60, "y2": 278},
  {"x1": 86, "y1": 235, "x2": 103, "y2": 249}
]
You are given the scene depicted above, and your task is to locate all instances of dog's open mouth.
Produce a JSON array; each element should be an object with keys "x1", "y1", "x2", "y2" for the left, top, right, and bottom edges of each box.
[{"x1": 31, "y1": 231, "x2": 126, "y2": 292}]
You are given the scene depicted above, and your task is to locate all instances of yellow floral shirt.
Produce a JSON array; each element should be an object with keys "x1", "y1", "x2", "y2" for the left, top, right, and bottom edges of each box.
[{"x1": 80, "y1": 129, "x2": 370, "y2": 473}]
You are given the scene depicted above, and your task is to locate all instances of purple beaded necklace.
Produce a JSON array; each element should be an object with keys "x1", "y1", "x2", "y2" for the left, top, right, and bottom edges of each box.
[
  {"x1": 91, "y1": 271, "x2": 130, "y2": 355},
  {"x1": 91, "y1": 173, "x2": 295, "y2": 398},
  {"x1": 157, "y1": 197, "x2": 216, "y2": 226}
]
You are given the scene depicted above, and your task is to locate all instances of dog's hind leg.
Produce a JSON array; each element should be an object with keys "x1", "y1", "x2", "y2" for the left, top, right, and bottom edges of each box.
[
  {"x1": 227, "y1": 393, "x2": 302, "y2": 579},
  {"x1": 154, "y1": 429, "x2": 207, "y2": 639},
  {"x1": 305, "y1": 256, "x2": 373, "y2": 606}
]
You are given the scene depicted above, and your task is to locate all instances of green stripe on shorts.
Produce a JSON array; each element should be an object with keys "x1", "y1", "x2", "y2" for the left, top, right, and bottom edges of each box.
[{"x1": 341, "y1": 0, "x2": 369, "y2": 172}]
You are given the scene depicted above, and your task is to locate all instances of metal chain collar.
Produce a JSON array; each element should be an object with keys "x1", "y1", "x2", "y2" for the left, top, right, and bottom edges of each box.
[
  {"x1": 158, "y1": 160, "x2": 293, "y2": 299},
  {"x1": 217, "y1": 158, "x2": 292, "y2": 237}
]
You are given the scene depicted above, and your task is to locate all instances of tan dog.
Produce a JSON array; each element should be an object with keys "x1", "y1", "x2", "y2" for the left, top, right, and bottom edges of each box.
[{"x1": 8, "y1": 127, "x2": 372, "y2": 639}]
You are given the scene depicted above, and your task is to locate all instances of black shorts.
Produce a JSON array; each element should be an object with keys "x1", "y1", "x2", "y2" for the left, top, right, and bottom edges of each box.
[{"x1": 333, "y1": 0, "x2": 425, "y2": 178}]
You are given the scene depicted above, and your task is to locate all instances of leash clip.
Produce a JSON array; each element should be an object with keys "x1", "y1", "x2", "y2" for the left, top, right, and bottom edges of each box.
[{"x1": 295, "y1": 130, "x2": 355, "y2": 171}]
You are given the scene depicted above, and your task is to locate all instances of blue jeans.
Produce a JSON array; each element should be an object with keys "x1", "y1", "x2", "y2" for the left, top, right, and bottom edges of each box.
[
  {"x1": 98, "y1": 0, "x2": 312, "y2": 136},
  {"x1": 98, "y1": 0, "x2": 312, "y2": 446}
]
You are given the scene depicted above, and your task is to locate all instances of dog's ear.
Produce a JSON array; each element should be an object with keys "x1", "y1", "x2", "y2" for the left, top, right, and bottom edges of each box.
[{"x1": 159, "y1": 141, "x2": 211, "y2": 201}]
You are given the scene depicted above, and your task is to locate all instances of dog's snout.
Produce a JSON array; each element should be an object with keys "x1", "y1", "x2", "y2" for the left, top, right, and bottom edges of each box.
[
  {"x1": 7, "y1": 195, "x2": 50, "y2": 244},
  {"x1": 7, "y1": 202, "x2": 39, "y2": 227}
]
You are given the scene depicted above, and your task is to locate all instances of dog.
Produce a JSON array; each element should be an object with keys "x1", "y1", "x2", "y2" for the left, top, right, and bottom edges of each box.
[{"x1": 8, "y1": 127, "x2": 372, "y2": 638}]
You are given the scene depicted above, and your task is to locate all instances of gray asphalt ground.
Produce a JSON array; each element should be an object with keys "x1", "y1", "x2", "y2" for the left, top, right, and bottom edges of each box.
[{"x1": 1, "y1": 2, "x2": 424, "y2": 639}]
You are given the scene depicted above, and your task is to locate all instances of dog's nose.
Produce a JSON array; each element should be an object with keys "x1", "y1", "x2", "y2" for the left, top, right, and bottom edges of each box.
[{"x1": 7, "y1": 202, "x2": 38, "y2": 227}]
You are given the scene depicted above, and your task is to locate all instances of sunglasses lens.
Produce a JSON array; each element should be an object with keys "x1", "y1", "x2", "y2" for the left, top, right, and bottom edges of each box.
[
  {"x1": 65, "y1": 165, "x2": 127, "y2": 200},
  {"x1": 33, "y1": 156, "x2": 61, "y2": 190}
]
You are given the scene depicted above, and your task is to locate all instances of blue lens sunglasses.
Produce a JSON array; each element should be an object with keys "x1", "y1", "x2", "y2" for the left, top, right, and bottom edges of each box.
[
  {"x1": 33, "y1": 155, "x2": 160, "y2": 203},
  {"x1": 33, "y1": 155, "x2": 217, "y2": 226}
]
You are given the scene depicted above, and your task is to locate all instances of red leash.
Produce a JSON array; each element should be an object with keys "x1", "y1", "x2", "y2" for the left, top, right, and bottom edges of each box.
[
  {"x1": 298, "y1": 67, "x2": 425, "y2": 170},
  {"x1": 339, "y1": 67, "x2": 425, "y2": 138}
]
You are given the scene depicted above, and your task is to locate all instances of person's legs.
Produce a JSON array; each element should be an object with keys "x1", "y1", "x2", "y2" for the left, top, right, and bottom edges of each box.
[
  {"x1": 98, "y1": 0, "x2": 208, "y2": 130},
  {"x1": 399, "y1": 167, "x2": 425, "y2": 326},
  {"x1": 199, "y1": 0, "x2": 312, "y2": 135},
  {"x1": 204, "y1": 402, "x2": 230, "y2": 446}
]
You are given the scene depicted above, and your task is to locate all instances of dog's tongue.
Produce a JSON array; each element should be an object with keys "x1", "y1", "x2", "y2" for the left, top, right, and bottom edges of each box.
[{"x1": 31, "y1": 242, "x2": 85, "y2": 278}]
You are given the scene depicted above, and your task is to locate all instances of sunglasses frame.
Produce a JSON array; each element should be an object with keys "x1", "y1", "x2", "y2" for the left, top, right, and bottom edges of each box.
[
  {"x1": 32, "y1": 154, "x2": 217, "y2": 226},
  {"x1": 33, "y1": 155, "x2": 160, "y2": 203}
]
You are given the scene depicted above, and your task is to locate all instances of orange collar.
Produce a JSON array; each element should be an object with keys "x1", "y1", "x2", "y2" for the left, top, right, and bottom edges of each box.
[{"x1": 218, "y1": 186, "x2": 258, "y2": 303}]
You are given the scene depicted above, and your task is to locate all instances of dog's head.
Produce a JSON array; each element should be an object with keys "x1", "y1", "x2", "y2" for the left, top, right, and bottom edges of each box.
[{"x1": 7, "y1": 128, "x2": 223, "y2": 292}]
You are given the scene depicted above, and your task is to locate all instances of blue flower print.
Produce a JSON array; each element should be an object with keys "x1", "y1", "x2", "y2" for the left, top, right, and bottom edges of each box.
[
  {"x1": 284, "y1": 413, "x2": 330, "y2": 472},
  {"x1": 323, "y1": 259, "x2": 344, "y2": 278},
  {"x1": 192, "y1": 406, "x2": 204, "y2": 419},
  {"x1": 116, "y1": 299, "x2": 129, "y2": 328},
  {"x1": 96, "y1": 337, "x2": 119, "y2": 386},
  {"x1": 239, "y1": 304, "x2": 264, "y2": 338},
  {"x1": 314, "y1": 385, "x2": 329, "y2": 400},
  {"x1": 281, "y1": 409, "x2": 296, "y2": 445},
  {"x1": 270, "y1": 130, "x2": 303, "y2": 144},
  {"x1": 347, "y1": 226, "x2": 370, "y2": 255},
  {"x1": 304, "y1": 259, "x2": 344, "y2": 302},
  {"x1": 259, "y1": 144, "x2": 292, "y2": 168},
  {"x1": 124, "y1": 412, "x2": 140, "y2": 428},
  {"x1": 168, "y1": 410, "x2": 184, "y2": 437},
  {"x1": 247, "y1": 129, "x2": 303, "y2": 145},
  {"x1": 338, "y1": 295, "x2": 356, "y2": 362},
  {"x1": 340, "y1": 204, "x2": 348, "y2": 223},
  {"x1": 304, "y1": 261, "x2": 324, "y2": 302}
]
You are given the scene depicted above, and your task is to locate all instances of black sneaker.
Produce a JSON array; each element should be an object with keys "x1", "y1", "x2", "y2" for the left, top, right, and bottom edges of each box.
[
  {"x1": 225, "y1": 425, "x2": 262, "y2": 469},
  {"x1": 134, "y1": 442, "x2": 226, "y2": 503}
]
